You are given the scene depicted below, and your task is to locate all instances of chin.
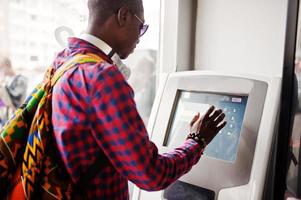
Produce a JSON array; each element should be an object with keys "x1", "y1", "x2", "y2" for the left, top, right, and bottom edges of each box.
[
  {"x1": 118, "y1": 47, "x2": 135, "y2": 59},
  {"x1": 120, "y1": 52, "x2": 132, "y2": 59},
  {"x1": 119, "y1": 54, "x2": 128, "y2": 60}
]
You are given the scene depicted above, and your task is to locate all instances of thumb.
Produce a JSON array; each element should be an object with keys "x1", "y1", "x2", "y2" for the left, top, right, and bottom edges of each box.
[{"x1": 190, "y1": 112, "x2": 200, "y2": 127}]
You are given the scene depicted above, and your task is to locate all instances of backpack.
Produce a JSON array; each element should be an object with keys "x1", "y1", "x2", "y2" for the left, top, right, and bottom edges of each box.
[{"x1": 0, "y1": 53, "x2": 102, "y2": 199}]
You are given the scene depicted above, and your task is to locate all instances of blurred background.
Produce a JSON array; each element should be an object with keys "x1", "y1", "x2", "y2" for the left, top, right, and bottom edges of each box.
[{"x1": 0, "y1": 0, "x2": 160, "y2": 127}]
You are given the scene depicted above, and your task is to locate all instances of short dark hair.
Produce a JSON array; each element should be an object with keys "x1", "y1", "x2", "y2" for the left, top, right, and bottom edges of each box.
[{"x1": 88, "y1": 0, "x2": 143, "y2": 25}]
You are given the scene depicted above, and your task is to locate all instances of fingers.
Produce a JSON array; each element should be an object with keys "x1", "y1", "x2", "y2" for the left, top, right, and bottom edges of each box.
[
  {"x1": 203, "y1": 106, "x2": 215, "y2": 120},
  {"x1": 214, "y1": 112, "x2": 225, "y2": 124},
  {"x1": 212, "y1": 110, "x2": 226, "y2": 132},
  {"x1": 190, "y1": 112, "x2": 200, "y2": 127},
  {"x1": 203, "y1": 107, "x2": 227, "y2": 131},
  {"x1": 217, "y1": 121, "x2": 227, "y2": 131},
  {"x1": 209, "y1": 109, "x2": 223, "y2": 120},
  {"x1": 195, "y1": 106, "x2": 227, "y2": 130}
]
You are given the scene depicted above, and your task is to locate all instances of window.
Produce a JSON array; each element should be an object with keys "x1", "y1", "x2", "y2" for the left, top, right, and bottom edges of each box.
[{"x1": 0, "y1": 0, "x2": 160, "y2": 124}]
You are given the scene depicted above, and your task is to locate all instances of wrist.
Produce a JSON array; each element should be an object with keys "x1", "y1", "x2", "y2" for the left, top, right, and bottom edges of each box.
[{"x1": 187, "y1": 133, "x2": 207, "y2": 149}]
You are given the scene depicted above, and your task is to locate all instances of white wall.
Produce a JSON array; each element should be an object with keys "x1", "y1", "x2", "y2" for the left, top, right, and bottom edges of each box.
[
  {"x1": 194, "y1": 0, "x2": 288, "y2": 77},
  {"x1": 159, "y1": 0, "x2": 196, "y2": 73}
]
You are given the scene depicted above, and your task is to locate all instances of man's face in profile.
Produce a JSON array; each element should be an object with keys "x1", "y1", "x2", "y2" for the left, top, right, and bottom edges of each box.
[{"x1": 118, "y1": 9, "x2": 145, "y2": 59}]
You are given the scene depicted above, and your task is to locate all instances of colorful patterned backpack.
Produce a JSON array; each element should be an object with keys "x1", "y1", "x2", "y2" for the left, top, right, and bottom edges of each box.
[{"x1": 0, "y1": 53, "x2": 102, "y2": 199}]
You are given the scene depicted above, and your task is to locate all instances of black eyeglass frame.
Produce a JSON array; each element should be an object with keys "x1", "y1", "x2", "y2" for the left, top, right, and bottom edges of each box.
[
  {"x1": 133, "y1": 14, "x2": 149, "y2": 37},
  {"x1": 114, "y1": 8, "x2": 149, "y2": 37}
]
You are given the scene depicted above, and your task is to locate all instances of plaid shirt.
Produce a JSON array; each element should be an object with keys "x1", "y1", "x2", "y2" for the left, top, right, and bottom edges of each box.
[{"x1": 51, "y1": 37, "x2": 203, "y2": 199}]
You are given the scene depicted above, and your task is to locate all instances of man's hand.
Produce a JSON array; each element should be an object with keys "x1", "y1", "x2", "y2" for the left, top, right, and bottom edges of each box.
[{"x1": 188, "y1": 106, "x2": 226, "y2": 146}]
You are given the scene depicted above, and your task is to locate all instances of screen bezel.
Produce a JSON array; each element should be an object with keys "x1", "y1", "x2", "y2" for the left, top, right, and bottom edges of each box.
[{"x1": 149, "y1": 73, "x2": 268, "y2": 193}]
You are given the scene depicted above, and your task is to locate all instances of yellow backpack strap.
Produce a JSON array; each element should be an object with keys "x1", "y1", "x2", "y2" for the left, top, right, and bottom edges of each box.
[{"x1": 51, "y1": 53, "x2": 103, "y2": 86}]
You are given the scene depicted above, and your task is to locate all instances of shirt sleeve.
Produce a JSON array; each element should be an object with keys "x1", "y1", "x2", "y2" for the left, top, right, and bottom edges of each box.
[{"x1": 90, "y1": 65, "x2": 203, "y2": 191}]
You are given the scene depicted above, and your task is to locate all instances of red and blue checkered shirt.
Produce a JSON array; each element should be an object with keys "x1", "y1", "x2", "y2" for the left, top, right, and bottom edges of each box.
[{"x1": 51, "y1": 37, "x2": 203, "y2": 199}]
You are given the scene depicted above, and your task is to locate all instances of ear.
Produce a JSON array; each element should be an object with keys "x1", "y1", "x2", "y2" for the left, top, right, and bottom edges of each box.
[{"x1": 116, "y1": 6, "x2": 131, "y2": 27}]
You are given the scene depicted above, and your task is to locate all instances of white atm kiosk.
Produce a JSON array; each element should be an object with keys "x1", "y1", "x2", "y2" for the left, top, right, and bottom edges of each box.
[{"x1": 132, "y1": 71, "x2": 281, "y2": 200}]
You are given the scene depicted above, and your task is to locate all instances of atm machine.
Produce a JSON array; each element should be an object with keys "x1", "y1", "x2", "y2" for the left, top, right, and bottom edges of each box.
[{"x1": 132, "y1": 71, "x2": 281, "y2": 200}]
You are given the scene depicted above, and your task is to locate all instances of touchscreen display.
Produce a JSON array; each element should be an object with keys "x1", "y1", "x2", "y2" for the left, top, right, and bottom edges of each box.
[{"x1": 164, "y1": 91, "x2": 248, "y2": 162}]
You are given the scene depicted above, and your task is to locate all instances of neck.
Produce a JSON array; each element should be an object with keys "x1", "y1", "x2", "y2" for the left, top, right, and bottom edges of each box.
[{"x1": 86, "y1": 21, "x2": 118, "y2": 53}]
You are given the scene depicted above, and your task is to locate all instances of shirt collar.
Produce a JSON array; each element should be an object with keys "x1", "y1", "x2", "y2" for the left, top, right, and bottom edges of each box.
[
  {"x1": 78, "y1": 33, "x2": 131, "y2": 80},
  {"x1": 79, "y1": 33, "x2": 115, "y2": 57}
]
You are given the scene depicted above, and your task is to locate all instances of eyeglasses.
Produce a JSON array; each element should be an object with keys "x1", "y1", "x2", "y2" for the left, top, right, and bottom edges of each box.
[{"x1": 134, "y1": 14, "x2": 149, "y2": 37}]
